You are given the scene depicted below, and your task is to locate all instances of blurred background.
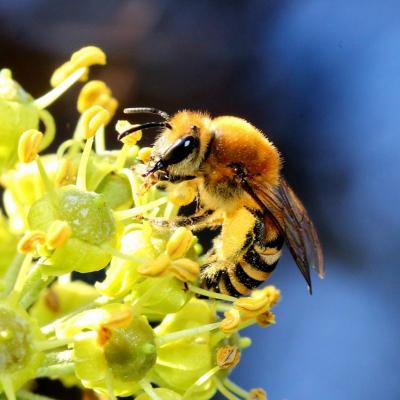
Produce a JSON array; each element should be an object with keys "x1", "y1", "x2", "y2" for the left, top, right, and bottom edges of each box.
[{"x1": 1, "y1": 0, "x2": 399, "y2": 399}]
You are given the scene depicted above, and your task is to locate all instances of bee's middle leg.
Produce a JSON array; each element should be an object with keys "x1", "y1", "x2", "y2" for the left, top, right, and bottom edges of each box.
[{"x1": 138, "y1": 209, "x2": 218, "y2": 231}]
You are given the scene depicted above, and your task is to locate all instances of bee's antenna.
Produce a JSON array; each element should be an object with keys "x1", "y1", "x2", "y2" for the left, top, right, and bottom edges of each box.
[
  {"x1": 124, "y1": 107, "x2": 170, "y2": 121},
  {"x1": 117, "y1": 121, "x2": 172, "y2": 141}
]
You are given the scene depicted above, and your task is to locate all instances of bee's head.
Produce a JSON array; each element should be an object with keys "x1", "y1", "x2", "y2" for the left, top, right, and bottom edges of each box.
[{"x1": 119, "y1": 108, "x2": 213, "y2": 179}]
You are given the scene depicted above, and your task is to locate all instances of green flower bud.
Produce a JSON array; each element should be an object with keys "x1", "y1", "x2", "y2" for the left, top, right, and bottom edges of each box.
[
  {"x1": 103, "y1": 316, "x2": 156, "y2": 381},
  {"x1": 0, "y1": 301, "x2": 44, "y2": 392},
  {"x1": 27, "y1": 185, "x2": 116, "y2": 274}
]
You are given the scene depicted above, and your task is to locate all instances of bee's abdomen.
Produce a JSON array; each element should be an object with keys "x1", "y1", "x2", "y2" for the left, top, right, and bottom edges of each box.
[{"x1": 218, "y1": 238, "x2": 284, "y2": 297}]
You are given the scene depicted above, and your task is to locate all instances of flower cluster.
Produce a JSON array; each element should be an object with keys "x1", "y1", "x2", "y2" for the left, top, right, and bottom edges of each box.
[{"x1": 0, "y1": 47, "x2": 280, "y2": 400}]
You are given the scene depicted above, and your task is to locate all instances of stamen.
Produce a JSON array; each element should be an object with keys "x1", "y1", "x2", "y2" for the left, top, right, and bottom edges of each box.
[
  {"x1": 115, "y1": 120, "x2": 142, "y2": 145},
  {"x1": 38, "y1": 109, "x2": 56, "y2": 151},
  {"x1": 216, "y1": 345, "x2": 241, "y2": 369},
  {"x1": 138, "y1": 254, "x2": 170, "y2": 277},
  {"x1": 213, "y1": 378, "x2": 240, "y2": 400},
  {"x1": 44, "y1": 287, "x2": 60, "y2": 312},
  {"x1": 163, "y1": 201, "x2": 178, "y2": 219},
  {"x1": 99, "y1": 243, "x2": 144, "y2": 264},
  {"x1": 114, "y1": 142, "x2": 130, "y2": 170},
  {"x1": 76, "y1": 136, "x2": 93, "y2": 191},
  {"x1": 95, "y1": 125, "x2": 106, "y2": 154},
  {"x1": 56, "y1": 139, "x2": 84, "y2": 158},
  {"x1": 238, "y1": 337, "x2": 252, "y2": 349},
  {"x1": 117, "y1": 122, "x2": 169, "y2": 141},
  {"x1": 113, "y1": 197, "x2": 168, "y2": 221},
  {"x1": 166, "y1": 227, "x2": 194, "y2": 259},
  {"x1": 18, "y1": 129, "x2": 43, "y2": 163},
  {"x1": 234, "y1": 292, "x2": 272, "y2": 320},
  {"x1": 137, "y1": 147, "x2": 152, "y2": 163},
  {"x1": 17, "y1": 232, "x2": 46, "y2": 254},
  {"x1": 97, "y1": 326, "x2": 112, "y2": 346},
  {"x1": 247, "y1": 388, "x2": 267, "y2": 400},
  {"x1": 55, "y1": 159, "x2": 77, "y2": 187},
  {"x1": 50, "y1": 46, "x2": 106, "y2": 88},
  {"x1": 101, "y1": 305, "x2": 133, "y2": 329},
  {"x1": 34, "y1": 67, "x2": 87, "y2": 109},
  {"x1": 120, "y1": 168, "x2": 143, "y2": 206},
  {"x1": 188, "y1": 284, "x2": 238, "y2": 303},
  {"x1": 256, "y1": 311, "x2": 276, "y2": 327},
  {"x1": 223, "y1": 378, "x2": 250, "y2": 399},
  {"x1": 37, "y1": 363, "x2": 75, "y2": 379},
  {"x1": 182, "y1": 366, "x2": 220, "y2": 399},
  {"x1": 155, "y1": 322, "x2": 220, "y2": 346},
  {"x1": 46, "y1": 220, "x2": 72, "y2": 249},
  {"x1": 220, "y1": 309, "x2": 241, "y2": 334},
  {"x1": 35, "y1": 337, "x2": 74, "y2": 352},
  {"x1": 169, "y1": 258, "x2": 199, "y2": 282},
  {"x1": 77, "y1": 81, "x2": 118, "y2": 119},
  {"x1": 139, "y1": 379, "x2": 161, "y2": 400},
  {"x1": 81, "y1": 105, "x2": 110, "y2": 139}
]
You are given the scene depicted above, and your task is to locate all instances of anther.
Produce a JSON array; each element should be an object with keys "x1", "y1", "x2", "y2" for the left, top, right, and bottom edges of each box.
[
  {"x1": 169, "y1": 258, "x2": 199, "y2": 282},
  {"x1": 138, "y1": 254, "x2": 170, "y2": 277},
  {"x1": 247, "y1": 388, "x2": 267, "y2": 400},
  {"x1": 18, "y1": 129, "x2": 43, "y2": 163},
  {"x1": 17, "y1": 230, "x2": 46, "y2": 253},
  {"x1": 166, "y1": 227, "x2": 194, "y2": 259},
  {"x1": 220, "y1": 309, "x2": 241, "y2": 334},
  {"x1": 51, "y1": 46, "x2": 106, "y2": 87},
  {"x1": 115, "y1": 120, "x2": 142, "y2": 145},
  {"x1": 46, "y1": 220, "x2": 72, "y2": 249},
  {"x1": 216, "y1": 345, "x2": 241, "y2": 369},
  {"x1": 82, "y1": 105, "x2": 110, "y2": 139}
]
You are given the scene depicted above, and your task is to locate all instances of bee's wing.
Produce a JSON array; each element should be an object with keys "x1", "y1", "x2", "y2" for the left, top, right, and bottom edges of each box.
[{"x1": 250, "y1": 177, "x2": 324, "y2": 292}]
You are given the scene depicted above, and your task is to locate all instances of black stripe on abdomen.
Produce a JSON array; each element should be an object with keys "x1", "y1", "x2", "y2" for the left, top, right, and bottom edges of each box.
[
  {"x1": 265, "y1": 235, "x2": 285, "y2": 249},
  {"x1": 234, "y1": 262, "x2": 264, "y2": 290},
  {"x1": 220, "y1": 271, "x2": 242, "y2": 297},
  {"x1": 243, "y1": 248, "x2": 278, "y2": 273}
]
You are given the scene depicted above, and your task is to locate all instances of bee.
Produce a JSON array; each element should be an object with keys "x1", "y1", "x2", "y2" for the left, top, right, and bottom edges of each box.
[{"x1": 118, "y1": 107, "x2": 324, "y2": 296}]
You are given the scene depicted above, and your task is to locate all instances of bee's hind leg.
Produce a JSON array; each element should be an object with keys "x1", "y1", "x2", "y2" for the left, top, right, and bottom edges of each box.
[{"x1": 200, "y1": 260, "x2": 246, "y2": 298}]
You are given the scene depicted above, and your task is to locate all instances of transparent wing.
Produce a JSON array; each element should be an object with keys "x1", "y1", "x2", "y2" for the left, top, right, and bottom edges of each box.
[{"x1": 250, "y1": 177, "x2": 324, "y2": 292}]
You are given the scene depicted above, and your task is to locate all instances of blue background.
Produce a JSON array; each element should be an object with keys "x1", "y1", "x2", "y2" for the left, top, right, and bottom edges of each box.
[{"x1": 1, "y1": 1, "x2": 399, "y2": 399}]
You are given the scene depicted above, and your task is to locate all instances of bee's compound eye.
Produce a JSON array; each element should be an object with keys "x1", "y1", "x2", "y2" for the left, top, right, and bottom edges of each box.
[{"x1": 163, "y1": 135, "x2": 199, "y2": 165}]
